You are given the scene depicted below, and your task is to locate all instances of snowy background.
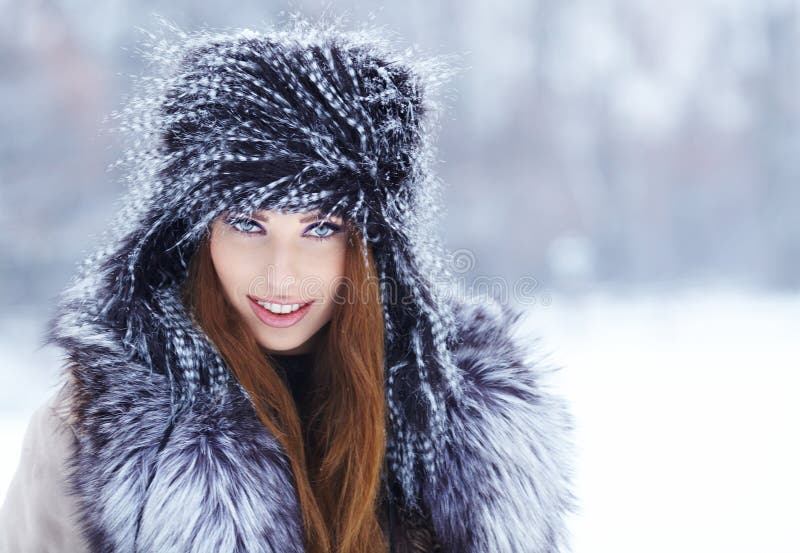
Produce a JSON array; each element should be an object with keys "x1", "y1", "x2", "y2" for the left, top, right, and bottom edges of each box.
[{"x1": 2, "y1": 1, "x2": 799, "y2": 552}]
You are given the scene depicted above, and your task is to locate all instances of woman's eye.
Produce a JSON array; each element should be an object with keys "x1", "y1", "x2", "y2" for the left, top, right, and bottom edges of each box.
[
  {"x1": 224, "y1": 216, "x2": 341, "y2": 241},
  {"x1": 306, "y1": 222, "x2": 341, "y2": 241},
  {"x1": 225, "y1": 216, "x2": 263, "y2": 235}
]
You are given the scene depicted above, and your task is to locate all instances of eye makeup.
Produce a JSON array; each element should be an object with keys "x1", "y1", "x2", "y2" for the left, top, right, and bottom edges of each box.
[{"x1": 223, "y1": 214, "x2": 342, "y2": 242}]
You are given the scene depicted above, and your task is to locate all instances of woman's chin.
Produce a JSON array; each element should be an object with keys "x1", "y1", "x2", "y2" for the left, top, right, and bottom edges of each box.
[
  {"x1": 256, "y1": 331, "x2": 318, "y2": 356},
  {"x1": 251, "y1": 318, "x2": 329, "y2": 356},
  {"x1": 258, "y1": 339, "x2": 306, "y2": 355}
]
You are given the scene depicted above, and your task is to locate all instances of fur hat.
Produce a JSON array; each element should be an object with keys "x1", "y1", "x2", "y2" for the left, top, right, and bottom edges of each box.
[{"x1": 45, "y1": 15, "x2": 467, "y2": 509}]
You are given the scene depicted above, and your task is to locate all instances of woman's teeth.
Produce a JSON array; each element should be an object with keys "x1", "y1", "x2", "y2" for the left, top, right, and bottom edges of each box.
[{"x1": 257, "y1": 301, "x2": 306, "y2": 314}]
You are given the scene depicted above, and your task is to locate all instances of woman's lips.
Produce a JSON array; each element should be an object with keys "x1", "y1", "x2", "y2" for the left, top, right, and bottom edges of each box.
[{"x1": 248, "y1": 296, "x2": 313, "y2": 328}]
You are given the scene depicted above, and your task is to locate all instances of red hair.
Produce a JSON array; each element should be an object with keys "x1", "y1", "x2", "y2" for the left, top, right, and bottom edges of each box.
[{"x1": 180, "y1": 222, "x2": 388, "y2": 553}]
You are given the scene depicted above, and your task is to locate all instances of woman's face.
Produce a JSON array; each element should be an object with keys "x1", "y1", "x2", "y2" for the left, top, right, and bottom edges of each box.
[{"x1": 209, "y1": 208, "x2": 348, "y2": 355}]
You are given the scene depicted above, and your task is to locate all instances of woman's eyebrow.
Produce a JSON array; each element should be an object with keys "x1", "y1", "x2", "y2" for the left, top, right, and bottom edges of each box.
[{"x1": 249, "y1": 211, "x2": 326, "y2": 223}]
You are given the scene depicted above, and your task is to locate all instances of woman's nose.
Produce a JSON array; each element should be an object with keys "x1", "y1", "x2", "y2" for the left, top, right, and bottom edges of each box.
[{"x1": 260, "y1": 240, "x2": 301, "y2": 289}]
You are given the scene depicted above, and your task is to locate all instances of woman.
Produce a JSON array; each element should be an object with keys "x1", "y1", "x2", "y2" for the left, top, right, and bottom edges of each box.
[{"x1": 0, "y1": 16, "x2": 575, "y2": 553}]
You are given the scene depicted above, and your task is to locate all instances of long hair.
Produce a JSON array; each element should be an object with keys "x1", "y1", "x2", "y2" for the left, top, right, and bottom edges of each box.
[{"x1": 180, "y1": 222, "x2": 388, "y2": 553}]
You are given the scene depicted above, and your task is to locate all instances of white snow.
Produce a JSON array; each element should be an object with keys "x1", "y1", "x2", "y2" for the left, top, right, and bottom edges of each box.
[{"x1": 520, "y1": 285, "x2": 800, "y2": 553}]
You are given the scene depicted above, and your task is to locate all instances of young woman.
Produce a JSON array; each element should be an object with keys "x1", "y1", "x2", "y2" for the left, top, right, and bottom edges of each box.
[{"x1": 0, "y1": 17, "x2": 575, "y2": 553}]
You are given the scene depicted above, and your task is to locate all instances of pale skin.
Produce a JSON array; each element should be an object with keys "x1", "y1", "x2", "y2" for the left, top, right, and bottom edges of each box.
[{"x1": 209, "y1": 208, "x2": 348, "y2": 355}]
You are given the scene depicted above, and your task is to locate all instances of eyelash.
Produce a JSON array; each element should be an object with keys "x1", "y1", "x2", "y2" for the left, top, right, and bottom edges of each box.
[{"x1": 224, "y1": 215, "x2": 342, "y2": 241}]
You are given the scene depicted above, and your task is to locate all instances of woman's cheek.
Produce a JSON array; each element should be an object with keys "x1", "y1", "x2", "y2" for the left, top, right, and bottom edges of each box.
[{"x1": 211, "y1": 242, "x2": 251, "y2": 302}]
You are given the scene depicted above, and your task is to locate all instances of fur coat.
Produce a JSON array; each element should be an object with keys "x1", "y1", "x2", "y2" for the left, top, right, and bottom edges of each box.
[{"x1": 0, "y1": 15, "x2": 575, "y2": 553}]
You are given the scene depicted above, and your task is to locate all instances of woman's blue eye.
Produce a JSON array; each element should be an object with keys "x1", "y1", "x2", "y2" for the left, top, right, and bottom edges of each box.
[
  {"x1": 306, "y1": 222, "x2": 341, "y2": 241},
  {"x1": 225, "y1": 216, "x2": 263, "y2": 235},
  {"x1": 224, "y1": 215, "x2": 341, "y2": 241}
]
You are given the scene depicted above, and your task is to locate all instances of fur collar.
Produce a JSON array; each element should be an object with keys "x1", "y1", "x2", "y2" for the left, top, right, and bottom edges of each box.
[{"x1": 48, "y1": 291, "x2": 574, "y2": 552}]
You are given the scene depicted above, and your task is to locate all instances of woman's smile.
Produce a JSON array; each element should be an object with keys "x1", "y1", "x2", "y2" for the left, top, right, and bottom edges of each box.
[{"x1": 247, "y1": 295, "x2": 315, "y2": 328}]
